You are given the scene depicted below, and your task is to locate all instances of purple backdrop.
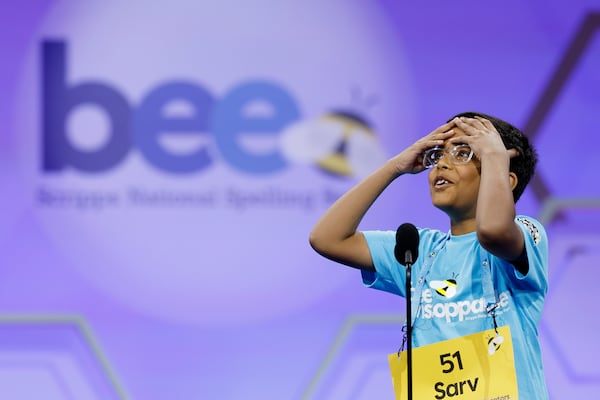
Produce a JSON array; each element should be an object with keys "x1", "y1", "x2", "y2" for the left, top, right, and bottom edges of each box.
[{"x1": 1, "y1": 1, "x2": 599, "y2": 399}]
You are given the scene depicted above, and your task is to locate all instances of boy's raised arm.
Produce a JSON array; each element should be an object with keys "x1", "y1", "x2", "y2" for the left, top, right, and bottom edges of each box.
[{"x1": 309, "y1": 121, "x2": 456, "y2": 271}]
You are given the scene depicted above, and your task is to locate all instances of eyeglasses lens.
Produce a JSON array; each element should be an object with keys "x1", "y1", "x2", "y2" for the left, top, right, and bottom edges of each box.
[{"x1": 422, "y1": 145, "x2": 473, "y2": 168}]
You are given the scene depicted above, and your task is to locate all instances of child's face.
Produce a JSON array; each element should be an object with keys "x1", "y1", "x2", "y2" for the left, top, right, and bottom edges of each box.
[{"x1": 427, "y1": 127, "x2": 481, "y2": 218}]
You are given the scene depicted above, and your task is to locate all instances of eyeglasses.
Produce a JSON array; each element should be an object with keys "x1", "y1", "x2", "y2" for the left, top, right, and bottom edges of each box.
[{"x1": 422, "y1": 144, "x2": 474, "y2": 169}]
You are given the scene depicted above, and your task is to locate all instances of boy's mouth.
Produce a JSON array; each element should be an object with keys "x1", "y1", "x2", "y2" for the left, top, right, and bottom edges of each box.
[{"x1": 433, "y1": 176, "x2": 453, "y2": 188}]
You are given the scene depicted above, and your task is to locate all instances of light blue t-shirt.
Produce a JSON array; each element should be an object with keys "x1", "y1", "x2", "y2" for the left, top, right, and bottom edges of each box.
[{"x1": 362, "y1": 216, "x2": 549, "y2": 400}]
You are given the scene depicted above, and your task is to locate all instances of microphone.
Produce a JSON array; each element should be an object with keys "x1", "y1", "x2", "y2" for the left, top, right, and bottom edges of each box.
[
  {"x1": 394, "y1": 223, "x2": 420, "y2": 266},
  {"x1": 393, "y1": 222, "x2": 419, "y2": 400}
]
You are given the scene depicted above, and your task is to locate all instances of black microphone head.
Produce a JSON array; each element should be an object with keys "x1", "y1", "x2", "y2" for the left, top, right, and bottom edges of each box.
[{"x1": 394, "y1": 223, "x2": 420, "y2": 266}]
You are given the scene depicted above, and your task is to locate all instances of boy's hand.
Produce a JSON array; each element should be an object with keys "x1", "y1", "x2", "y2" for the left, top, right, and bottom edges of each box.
[
  {"x1": 449, "y1": 117, "x2": 519, "y2": 160},
  {"x1": 389, "y1": 120, "x2": 456, "y2": 175}
]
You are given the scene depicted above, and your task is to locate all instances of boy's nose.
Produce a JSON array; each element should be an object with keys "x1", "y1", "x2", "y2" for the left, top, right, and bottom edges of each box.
[{"x1": 436, "y1": 152, "x2": 453, "y2": 168}]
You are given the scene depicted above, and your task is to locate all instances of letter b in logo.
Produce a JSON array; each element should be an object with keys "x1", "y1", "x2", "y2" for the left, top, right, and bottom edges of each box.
[{"x1": 42, "y1": 41, "x2": 131, "y2": 172}]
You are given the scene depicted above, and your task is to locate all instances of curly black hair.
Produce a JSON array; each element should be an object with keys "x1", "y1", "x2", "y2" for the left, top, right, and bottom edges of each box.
[{"x1": 448, "y1": 112, "x2": 537, "y2": 202}]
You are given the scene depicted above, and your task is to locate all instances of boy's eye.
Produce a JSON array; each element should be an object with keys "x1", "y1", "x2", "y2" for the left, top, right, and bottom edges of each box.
[
  {"x1": 455, "y1": 148, "x2": 471, "y2": 160},
  {"x1": 432, "y1": 150, "x2": 445, "y2": 160}
]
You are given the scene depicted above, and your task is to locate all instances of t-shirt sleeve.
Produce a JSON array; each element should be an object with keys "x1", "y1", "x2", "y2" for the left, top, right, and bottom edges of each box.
[
  {"x1": 360, "y1": 230, "x2": 405, "y2": 297},
  {"x1": 513, "y1": 216, "x2": 549, "y2": 293}
]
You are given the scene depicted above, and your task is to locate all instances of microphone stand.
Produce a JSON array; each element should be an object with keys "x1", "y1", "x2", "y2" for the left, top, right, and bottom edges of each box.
[
  {"x1": 394, "y1": 223, "x2": 419, "y2": 400},
  {"x1": 405, "y1": 253, "x2": 413, "y2": 400}
]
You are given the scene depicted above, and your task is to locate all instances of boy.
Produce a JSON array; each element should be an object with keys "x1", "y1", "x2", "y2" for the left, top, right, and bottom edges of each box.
[{"x1": 309, "y1": 112, "x2": 548, "y2": 399}]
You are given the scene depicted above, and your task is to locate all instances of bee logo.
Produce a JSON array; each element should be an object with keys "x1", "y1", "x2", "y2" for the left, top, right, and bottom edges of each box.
[
  {"x1": 487, "y1": 334, "x2": 505, "y2": 355},
  {"x1": 280, "y1": 110, "x2": 387, "y2": 179},
  {"x1": 429, "y1": 276, "x2": 458, "y2": 299}
]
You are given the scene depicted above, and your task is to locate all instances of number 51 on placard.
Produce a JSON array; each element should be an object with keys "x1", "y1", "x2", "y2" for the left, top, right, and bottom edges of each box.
[{"x1": 388, "y1": 326, "x2": 518, "y2": 399}]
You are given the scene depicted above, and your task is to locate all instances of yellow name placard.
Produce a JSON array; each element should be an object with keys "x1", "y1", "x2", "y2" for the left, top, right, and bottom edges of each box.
[{"x1": 388, "y1": 326, "x2": 517, "y2": 400}]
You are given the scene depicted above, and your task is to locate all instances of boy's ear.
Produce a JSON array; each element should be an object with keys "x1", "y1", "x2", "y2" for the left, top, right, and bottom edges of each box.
[{"x1": 509, "y1": 172, "x2": 518, "y2": 191}]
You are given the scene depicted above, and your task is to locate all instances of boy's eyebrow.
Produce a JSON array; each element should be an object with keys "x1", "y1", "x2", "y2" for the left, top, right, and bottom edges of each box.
[{"x1": 441, "y1": 141, "x2": 468, "y2": 149}]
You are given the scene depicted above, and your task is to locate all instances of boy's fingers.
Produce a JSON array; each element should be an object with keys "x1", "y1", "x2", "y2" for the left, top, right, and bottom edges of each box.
[
  {"x1": 475, "y1": 116, "x2": 497, "y2": 132},
  {"x1": 453, "y1": 117, "x2": 479, "y2": 134},
  {"x1": 433, "y1": 119, "x2": 457, "y2": 133}
]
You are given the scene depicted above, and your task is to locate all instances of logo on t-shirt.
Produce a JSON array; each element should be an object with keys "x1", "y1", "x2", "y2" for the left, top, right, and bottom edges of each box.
[
  {"x1": 418, "y1": 289, "x2": 511, "y2": 323},
  {"x1": 429, "y1": 277, "x2": 458, "y2": 299}
]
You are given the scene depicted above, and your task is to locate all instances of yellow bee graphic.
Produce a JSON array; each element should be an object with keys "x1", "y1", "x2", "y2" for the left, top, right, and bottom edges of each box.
[
  {"x1": 280, "y1": 110, "x2": 387, "y2": 179},
  {"x1": 487, "y1": 334, "x2": 505, "y2": 355},
  {"x1": 429, "y1": 279, "x2": 458, "y2": 299}
]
